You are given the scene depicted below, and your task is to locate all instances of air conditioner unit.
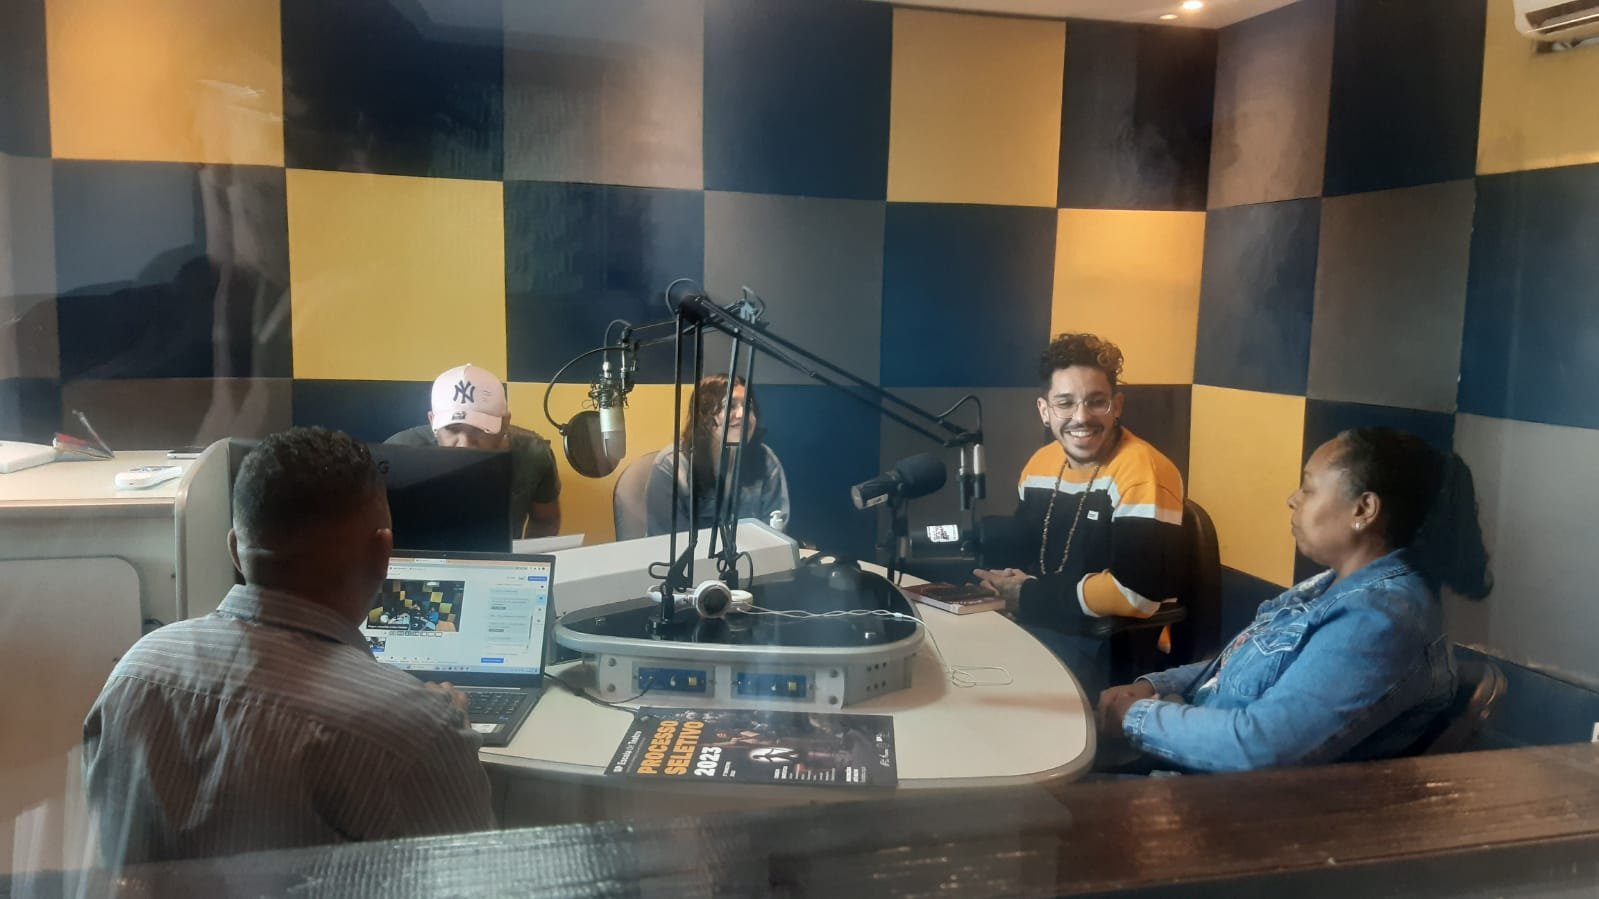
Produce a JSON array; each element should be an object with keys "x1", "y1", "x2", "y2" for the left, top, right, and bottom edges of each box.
[{"x1": 1515, "y1": 0, "x2": 1599, "y2": 43}]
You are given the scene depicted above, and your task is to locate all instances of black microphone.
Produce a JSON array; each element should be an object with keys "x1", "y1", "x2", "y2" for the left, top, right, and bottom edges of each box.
[
  {"x1": 666, "y1": 278, "x2": 709, "y2": 311},
  {"x1": 666, "y1": 279, "x2": 764, "y2": 324},
  {"x1": 851, "y1": 453, "x2": 947, "y2": 510}
]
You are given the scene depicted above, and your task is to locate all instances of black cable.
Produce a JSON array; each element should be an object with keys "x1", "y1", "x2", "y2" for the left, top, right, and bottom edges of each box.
[
  {"x1": 543, "y1": 671, "x2": 655, "y2": 712},
  {"x1": 663, "y1": 277, "x2": 700, "y2": 313},
  {"x1": 540, "y1": 343, "x2": 629, "y2": 430},
  {"x1": 933, "y1": 393, "x2": 982, "y2": 426}
]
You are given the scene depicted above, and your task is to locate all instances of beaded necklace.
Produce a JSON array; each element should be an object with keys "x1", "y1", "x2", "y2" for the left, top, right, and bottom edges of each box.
[{"x1": 1037, "y1": 455, "x2": 1103, "y2": 575}]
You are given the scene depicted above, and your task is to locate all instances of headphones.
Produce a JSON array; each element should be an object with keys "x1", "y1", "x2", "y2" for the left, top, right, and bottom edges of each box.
[{"x1": 648, "y1": 580, "x2": 754, "y2": 619}]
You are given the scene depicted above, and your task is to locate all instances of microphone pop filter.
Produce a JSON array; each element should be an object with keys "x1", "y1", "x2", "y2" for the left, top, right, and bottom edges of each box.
[{"x1": 562, "y1": 409, "x2": 622, "y2": 478}]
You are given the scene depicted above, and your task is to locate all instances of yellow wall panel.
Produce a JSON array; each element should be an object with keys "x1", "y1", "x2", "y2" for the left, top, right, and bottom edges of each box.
[
  {"x1": 1052, "y1": 209, "x2": 1204, "y2": 385},
  {"x1": 1478, "y1": 0, "x2": 1599, "y2": 175},
  {"x1": 1188, "y1": 385, "x2": 1304, "y2": 586},
  {"x1": 507, "y1": 382, "x2": 683, "y2": 544},
  {"x1": 287, "y1": 169, "x2": 506, "y2": 381},
  {"x1": 887, "y1": 9, "x2": 1065, "y2": 207},
  {"x1": 47, "y1": 0, "x2": 283, "y2": 165}
]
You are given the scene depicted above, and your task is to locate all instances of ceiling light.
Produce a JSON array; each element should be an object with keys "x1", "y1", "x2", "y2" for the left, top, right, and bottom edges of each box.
[
  {"x1": 1160, "y1": 13, "x2": 1179, "y2": 19},
  {"x1": 1181, "y1": 0, "x2": 1204, "y2": 9}
]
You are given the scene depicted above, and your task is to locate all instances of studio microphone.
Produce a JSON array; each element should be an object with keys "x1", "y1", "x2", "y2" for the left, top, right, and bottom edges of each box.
[
  {"x1": 593, "y1": 357, "x2": 627, "y2": 464},
  {"x1": 666, "y1": 279, "x2": 764, "y2": 324},
  {"x1": 851, "y1": 453, "x2": 948, "y2": 511},
  {"x1": 563, "y1": 349, "x2": 632, "y2": 478}
]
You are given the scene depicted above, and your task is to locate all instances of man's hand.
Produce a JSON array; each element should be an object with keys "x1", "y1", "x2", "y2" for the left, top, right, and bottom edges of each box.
[
  {"x1": 425, "y1": 681, "x2": 470, "y2": 713},
  {"x1": 1096, "y1": 680, "x2": 1156, "y2": 739},
  {"x1": 973, "y1": 568, "x2": 1032, "y2": 613}
]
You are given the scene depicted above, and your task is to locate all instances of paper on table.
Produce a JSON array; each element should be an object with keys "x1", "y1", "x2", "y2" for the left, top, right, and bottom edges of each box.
[{"x1": 512, "y1": 534, "x2": 585, "y2": 553}]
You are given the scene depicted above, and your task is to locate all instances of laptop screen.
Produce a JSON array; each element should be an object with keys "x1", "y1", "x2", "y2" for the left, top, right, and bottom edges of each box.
[{"x1": 362, "y1": 553, "x2": 553, "y2": 678}]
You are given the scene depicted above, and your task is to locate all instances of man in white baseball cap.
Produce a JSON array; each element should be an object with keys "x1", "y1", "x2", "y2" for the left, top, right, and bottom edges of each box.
[{"x1": 387, "y1": 364, "x2": 562, "y2": 538}]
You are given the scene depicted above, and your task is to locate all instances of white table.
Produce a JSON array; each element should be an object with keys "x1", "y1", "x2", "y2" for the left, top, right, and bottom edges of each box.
[
  {"x1": 481, "y1": 566, "x2": 1095, "y2": 825},
  {"x1": 0, "y1": 452, "x2": 192, "y2": 622}
]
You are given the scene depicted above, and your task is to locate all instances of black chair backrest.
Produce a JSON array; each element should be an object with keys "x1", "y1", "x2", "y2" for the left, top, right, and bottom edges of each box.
[
  {"x1": 1413, "y1": 659, "x2": 1506, "y2": 756},
  {"x1": 1170, "y1": 498, "x2": 1224, "y2": 665}
]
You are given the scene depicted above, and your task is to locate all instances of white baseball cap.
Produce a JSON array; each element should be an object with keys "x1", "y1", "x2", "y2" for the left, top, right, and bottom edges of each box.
[{"x1": 430, "y1": 363, "x2": 508, "y2": 435}]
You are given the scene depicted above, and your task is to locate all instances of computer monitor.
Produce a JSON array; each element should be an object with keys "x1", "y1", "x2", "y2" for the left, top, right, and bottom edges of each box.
[
  {"x1": 223, "y1": 438, "x2": 513, "y2": 558},
  {"x1": 366, "y1": 443, "x2": 513, "y2": 554}
]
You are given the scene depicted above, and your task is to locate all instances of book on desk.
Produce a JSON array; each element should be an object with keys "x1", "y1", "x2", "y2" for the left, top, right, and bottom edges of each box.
[{"x1": 902, "y1": 582, "x2": 1006, "y2": 615}]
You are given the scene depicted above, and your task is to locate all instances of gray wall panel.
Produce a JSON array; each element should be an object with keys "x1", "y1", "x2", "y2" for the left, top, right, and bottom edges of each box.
[
  {"x1": 1306, "y1": 179, "x2": 1474, "y2": 413},
  {"x1": 504, "y1": 0, "x2": 704, "y2": 189},
  {"x1": 62, "y1": 378, "x2": 293, "y2": 450},
  {"x1": 1453, "y1": 413, "x2": 1599, "y2": 682},
  {"x1": 1207, "y1": 0, "x2": 1334, "y2": 210},
  {"x1": 704, "y1": 191, "x2": 884, "y2": 386}
]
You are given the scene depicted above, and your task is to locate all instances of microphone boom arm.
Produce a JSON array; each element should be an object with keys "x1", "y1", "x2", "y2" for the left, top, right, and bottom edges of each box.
[{"x1": 549, "y1": 286, "x2": 986, "y2": 622}]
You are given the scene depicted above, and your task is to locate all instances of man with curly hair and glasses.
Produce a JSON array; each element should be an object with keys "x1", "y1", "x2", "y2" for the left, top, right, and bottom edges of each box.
[{"x1": 976, "y1": 333, "x2": 1186, "y2": 696}]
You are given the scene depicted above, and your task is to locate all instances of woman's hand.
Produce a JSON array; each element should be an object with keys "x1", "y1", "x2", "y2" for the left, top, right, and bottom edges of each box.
[
  {"x1": 973, "y1": 568, "x2": 1031, "y2": 613},
  {"x1": 1097, "y1": 680, "x2": 1156, "y2": 739}
]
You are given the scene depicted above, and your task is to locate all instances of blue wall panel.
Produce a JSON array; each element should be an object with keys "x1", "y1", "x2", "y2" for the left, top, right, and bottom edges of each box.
[
  {"x1": 53, "y1": 161, "x2": 291, "y2": 381},
  {"x1": 703, "y1": 0, "x2": 892, "y2": 200},
  {"x1": 505, "y1": 181, "x2": 704, "y2": 384},
  {"x1": 1460, "y1": 163, "x2": 1599, "y2": 430},
  {"x1": 281, "y1": 0, "x2": 505, "y2": 181},
  {"x1": 1194, "y1": 198, "x2": 1320, "y2": 395},
  {"x1": 1322, "y1": 0, "x2": 1486, "y2": 196},
  {"x1": 880, "y1": 202, "x2": 1055, "y2": 389},
  {"x1": 757, "y1": 383, "x2": 881, "y2": 561}
]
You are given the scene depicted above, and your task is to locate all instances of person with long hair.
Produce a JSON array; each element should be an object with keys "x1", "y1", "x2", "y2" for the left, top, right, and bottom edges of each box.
[
  {"x1": 643, "y1": 374, "x2": 790, "y2": 536},
  {"x1": 1097, "y1": 427, "x2": 1492, "y2": 771}
]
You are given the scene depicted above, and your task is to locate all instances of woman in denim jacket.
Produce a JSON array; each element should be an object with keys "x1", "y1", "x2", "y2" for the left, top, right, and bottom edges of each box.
[{"x1": 1098, "y1": 428, "x2": 1492, "y2": 772}]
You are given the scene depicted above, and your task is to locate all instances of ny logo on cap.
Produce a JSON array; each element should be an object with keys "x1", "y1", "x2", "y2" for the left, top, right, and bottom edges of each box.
[{"x1": 453, "y1": 380, "x2": 475, "y2": 404}]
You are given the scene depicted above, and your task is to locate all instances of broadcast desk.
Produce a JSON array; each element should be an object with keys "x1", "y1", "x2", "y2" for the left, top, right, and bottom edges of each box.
[
  {"x1": 0, "y1": 452, "x2": 191, "y2": 622},
  {"x1": 480, "y1": 563, "x2": 1096, "y2": 826}
]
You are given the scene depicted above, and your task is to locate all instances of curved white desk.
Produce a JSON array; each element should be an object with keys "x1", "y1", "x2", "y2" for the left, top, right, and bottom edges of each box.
[{"x1": 481, "y1": 564, "x2": 1094, "y2": 824}]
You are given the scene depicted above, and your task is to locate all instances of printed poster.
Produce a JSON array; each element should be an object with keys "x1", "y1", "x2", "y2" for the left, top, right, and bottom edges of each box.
[{"x1": 606, "y1": 707, "x2": 897, "y2": 787}]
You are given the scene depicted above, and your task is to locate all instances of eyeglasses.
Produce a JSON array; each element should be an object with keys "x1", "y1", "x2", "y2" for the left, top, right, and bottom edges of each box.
[{"x1": 1046, "y1": 396, "x2": 1113, "y2": 415}]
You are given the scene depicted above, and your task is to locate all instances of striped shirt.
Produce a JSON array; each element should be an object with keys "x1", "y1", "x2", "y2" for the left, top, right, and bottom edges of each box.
[
  {"x1": 1012, "y1": 428, "x2": 1186, "y2": 631},
  {"x1": 83, "y1": 585, "x2": 495, "y2": 865}
]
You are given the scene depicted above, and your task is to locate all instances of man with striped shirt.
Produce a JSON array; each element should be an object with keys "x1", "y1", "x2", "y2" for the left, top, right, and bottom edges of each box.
[
  {"x1": 84, "y1": 428, "x2": 494, "y2": 865},
  {"x1": 976, "y1": 333, "x2": 1186, "y2": 696}
]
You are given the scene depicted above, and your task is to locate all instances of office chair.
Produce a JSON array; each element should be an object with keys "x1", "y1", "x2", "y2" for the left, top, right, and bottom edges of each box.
[
  {"x1": 611, "y1": 453, "x2": 656, "y2": 541},
  {"x1": 1407, "y1": 658, "x2": 1506, "y2": 756},
  {"x1": 1092, "y1": 498, "x2": 1225, "y2": 685}
]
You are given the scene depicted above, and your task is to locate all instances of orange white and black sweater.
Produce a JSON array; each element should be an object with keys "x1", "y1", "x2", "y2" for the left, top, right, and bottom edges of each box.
[{"x1": 1012, "y1": 427, "x2": 1186, "y2": 634}]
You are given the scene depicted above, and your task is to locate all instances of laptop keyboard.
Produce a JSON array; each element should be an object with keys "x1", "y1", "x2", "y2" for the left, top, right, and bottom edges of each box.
[{"x1": 466, "y1": 691, "x2": 524, "y2": 721}]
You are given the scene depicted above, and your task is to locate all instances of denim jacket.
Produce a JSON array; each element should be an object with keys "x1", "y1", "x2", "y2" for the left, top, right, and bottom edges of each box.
[{"x1": 1122, "y1": 549, "x2": 1455, "y2": 772}]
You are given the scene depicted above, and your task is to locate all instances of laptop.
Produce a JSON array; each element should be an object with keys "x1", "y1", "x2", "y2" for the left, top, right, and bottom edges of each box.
[{"x1": 362, "y1": 550, "x2": 556, "y2": 747}]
